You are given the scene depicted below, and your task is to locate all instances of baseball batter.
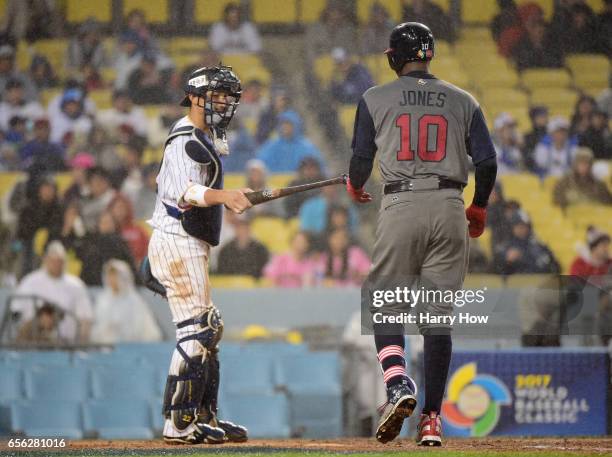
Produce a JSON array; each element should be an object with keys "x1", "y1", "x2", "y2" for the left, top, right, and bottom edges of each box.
[
  {"x1": 146, "y1": 65, "x2": 252, "y2": 444},
  {"x1": 346, "y1": 23, "x2": 497, "y2": 446}
]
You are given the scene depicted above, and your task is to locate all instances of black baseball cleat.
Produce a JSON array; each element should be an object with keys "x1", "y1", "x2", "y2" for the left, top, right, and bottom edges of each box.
[
  {"x1": 218, "y1": 419, "x2": 248, "y2": 442},
  {"x1": 375, "y1": 381, "x2": 417, "y2": 444},
  {"x1": 163, "y1": 422, "x2": 225, "y2": 445}
]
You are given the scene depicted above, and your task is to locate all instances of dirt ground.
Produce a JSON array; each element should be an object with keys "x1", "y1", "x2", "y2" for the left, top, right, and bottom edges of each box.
[{"x1": 3, "y1": 437, "x2": 610, "y2": 455}]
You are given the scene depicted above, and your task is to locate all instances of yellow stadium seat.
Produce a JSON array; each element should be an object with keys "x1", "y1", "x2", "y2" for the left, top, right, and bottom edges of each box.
[
  {"x1": 194, "y1": 0, "x2": 235, "y2": 24},
  {"x1": 221, "y1": 55, "x2": 270, "y2": 84},
  {"x1": 566, "y1": 54, "x2": 610, "y2": 87},
  {"x1": 15, "y1": 40, "x2": 29, "y2": 72},
  {"x1": 251, "y1": 217, "x2": 291, "y2": 254},
  {"x1": 252, "y1": 0, "x2": 297, "y2": 23},
  {"x1": 434, "y1": 40, "x2": 451, "y2": 57},
  {"x1": 0, "y1": 172, "x2": 24, "y2": 199},
  {"x1": 54, "y1": 172, "x2": 73, "y2": 196},
  {"x1": 0, "y1": 0, "x2": 5, "y2": 20},
  {"x1": 88, "y1": 89, "x2": 113, "y2": 110},
  {"x1": 565, "y1": 204, "x2": 612, "y2": 231},
  {"x1": 67, "y1": 0, "x2": 111, "y2": 22},
  {"x1": 224, "y1": 174, "x2": 246, "y2": 189},
  {"x1": 142, "y1": 105, "x2": 166, "y2": 119},
  {"x1": 166, "y1": 37, "x2": 209, "y2": 56},
  {"x1": 142, "y1": 147, "x2": 162, "y2": 165},
  {"x1": 299, "y1": 0, "x2": 327, "y2": 22},
  {"x1": 267, "y1": 174, "x2": 293, "y2": 188},
  {"x1": 434, "y1": 68, "x2": 470, "y2": 88},
  {"x1": 530, "y1": 88, "x2": 579, "y2": 110},
  {"x1": 505, "y1": 274, "x2": 552, "y2": 288},
  {"x1": 313, "y1": 55, "x2": 335, "y2": 85},
  {"x1": 287, "y1": 217, "x2": 300, "y2": 236},
  {"x1": 482, "y1": 88, "x2": 529, "y2": 108},
  {"x1": 459, "y1": 27, "x2": 494, "y2": 44},
  {"x1": 210, "y1": 275, "x2": 257, "y2": 288},
  {"x1": 66, "y1": 251, "x2": 82, "y2": 277},
  {"x1": 357, "y1": 0, "x2": 402, "y2": 22},
  {"x1": 33, "y1": 229, "x2": 49, "y2": 257},
  {"x1": 463, "y1": 273, "x2": 503, "y2": 289},
  {"x1": 516, "y1": 0, "x2": 553, "y2": 20},
  {"x1": 237, "y1": 66, "x2": 272, "y2": 85},
  {"x1": 40, "y1": 88, "x2": 62, "y2": 108},
  {"x1": 499, "y1": 173, "x2": 542, "y2": 200},
  {"x1": 136, "y1": 220, "x2": 153, "y2": 237},
  {"x1": 461, "y1": 0, "x2": 499, "y2": 23},
  {"x1": 171, "y1": 54, "x2": 200, "y2": 71},
  {"x1": 32, "y1": 39, "x2": 68, "y2": 72},
  {"x1": 338, "y1": 104, "x2": 357, "y2": 138},
  {"x1": 585, "y1": 0, "x2": 605, "y2": 13},
  {"x1": 477, "y1": 67, "x2": 520, "y2": 89},
  {"x1": 123, "y1": 0, "x2": 168, "y2": 23},
  {"x1": 521, "y1": 68, "x2": 572, "y2": 90},
  {"x1": 100, "y1": 67, "x2": 117, "y2": 85}
]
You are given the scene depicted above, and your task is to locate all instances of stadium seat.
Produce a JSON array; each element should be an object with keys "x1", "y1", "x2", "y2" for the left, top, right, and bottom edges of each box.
[
  {"x1": 221, "y1": 55, "x2": 272, "y2": 85},
  {"x1": 8, "y1": 399, "x2": 83, "y2": 438},
  {"x1": 194, "y1": 0, "x2": 235, "y2": 24},
  {"x1": 33, "y1": 228, "x2": 48, "y2": 256},
  {"x1": 0, "y1": 364, "x2": 23, "y2": 404},
  {"x1": 221, "y1": 352, "x2": 278, "y2": 394},
  {"x1": 299, "y1": 0, "x2": 327, "y2": 22},
  {"x1": 460, "y1": 27, "x2": 494, "y2": 43},
  {"x1": 123, "y1": 0, "x2": 168, "y2": 23},
  {"x1": 277, "y1": 352, "x2": 342, "y2": 438},
  {"x1": 224, "y1": 173, "x2": 246, "y2": 189},
  {"x1": 338, "y1": 104, "x2": 357, "y2": 138},
  {"x1": 477, "y1": 66, "x2": 520, "y2": 89},
  {"x1": 521, "y1": 68, "x2": 572, "y2": 90},
  {"x1": 54, "y1": 172, "x2": 73, "y2": 196},
  {"x1": 482, "y1": 88, "x2": 529, "y2": 111},
  {"x1": 220, "y1": 392, "x2": 290, "y2": 438},
  {"x1": 88, "y1": 89, "x2": 113, "y2": 110},
  {"x1": 357, "y1": 0, "x2": 402, "y2": 23},
  {"x1": 66, "y1": 0, "x2": 111, "y2": 23},
  {"x1": 0, "y1": 172, "x2": 24, "y2": 200},
  {"x1": 24, "y1": 365, "x2": 89, "y2": 400},
  {"x1": 210, "y1": 275, "x2": 257, "y2": 288},
  {"x1": 313, "y1": 55, "x2": 335, "y2": 85},
  {"x1": 165, "y1": 37, "x2": 209, "y2": 56},
  {"x1": 83, "y1": 398, "x2": 153, "y2": 439},
  {"x1": 252, "y1": 0, "x2": 297, "y2": 23},
  {"x1": 91, "y1": 364, "x2": 158, "y2": 399},
  {"x1": 13, "y1": 350, "x2": 72, "y2": 366},
  {"x1": 251, "y1": 217, "x2": 291, "y2": 254},
  {"x1": 585, "y1": 0, "x2": 605, "y2": 12},
  {"x1": 461, "y1": 0, "x2": 499, "y2": 23},
  {"x1": 530, "y1": 88, "x2": 579, "y2": 111},
  {"x1": 40, "y1": 88, "x2": 62, "y2": 108},
  {"x1": 31, "y1": 39, "x2": 68, "y2": 78}
]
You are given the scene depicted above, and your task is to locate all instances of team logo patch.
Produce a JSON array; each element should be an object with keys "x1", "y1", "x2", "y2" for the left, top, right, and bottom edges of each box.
[
  {"x1": 425, "y1": 49, "x2": 434, "y2": 58},
  {"x1": 417, "y1": 50, "x2": 425, "y2": 59},
  {"x1": 418, "y1": 79, "x2": 427, "y2": 85},
  {"x1": 391, "y1": 196, "x2": 399, "y2": 202}
]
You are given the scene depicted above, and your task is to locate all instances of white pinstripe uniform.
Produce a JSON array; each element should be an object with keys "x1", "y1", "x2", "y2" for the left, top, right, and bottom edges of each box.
[{"x1": 147, "y1": 115, "x2": 216, "y2": 438}]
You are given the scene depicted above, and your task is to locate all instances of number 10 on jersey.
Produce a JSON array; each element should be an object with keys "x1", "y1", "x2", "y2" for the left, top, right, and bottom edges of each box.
[{"x1": 396, "y1": 113, "x2": 448, "y2": 162}]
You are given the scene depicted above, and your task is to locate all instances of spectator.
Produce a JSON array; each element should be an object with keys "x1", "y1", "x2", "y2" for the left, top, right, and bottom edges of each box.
[
  {"x1": 284, "y1": 156, "x2": 325, "y2": 218},
  {"x1": 263, "y1": 231, "x2": 319, "y2": 287},
  {"x1": 29, "y1": 55, "x2": 58, "y2": 91},
  {"x1": 80, "y1": 167, "x2": 116, "y2": 233},
  {"x1": 5, "y1": 115, "x2": 26, "y2": 144},
  {"x1": 91, "y1": 259, "x2": 162, "y2": 344},
  {"x1": 72, "y1": 210, "x2": 137, "y2": 286},
  {"x1": 244, "y1": 159, "x2": 285, "y2": 218},
  {"x1": 127, "y1": 53, "x2": 172, "y2": 105},
  {"x1": 255, "y1": 87, "x2": 291, "y2": 145},
  {"x1": 108, "y1": 194, "x2": 149, "y2": 264},
  {"x1": 360, "y1": 2, "x2": 394, "y2": 55},
  {"x1": 19, "y1": 118, "x2": 65, "y2": 171},
  {"x1": 224, "y1": 118, "x2": 257, "y2": 172},
  {"x1": 468, "y1": 238, "x2": 490, "y2": 273},
  {"x1": 534, "y1": 116, "x2": 577, "y2": 177},
  {"x1": 15, "y1": 302, "x2": 63, "y2": 345},
  {"x1": 63, "y1": 152, "x2": 95, "y2": 205},
  {"x1": 491, "y1": 0, "x2": 519, "y2": 43},
  {"x1": 553, "y1": 147, "x2": 612, "y2": 208},
  {"x1": 134, "y1": 163, "x2": 158, "y2": 220},
  {"x1": 549, "y1": 0, "x2": 582, "y2": 44},
  {"x1": 11, "y1": 241, "x2": 93, "y2": 343},
  {"x1": 209, "y1": 3, "x2": 262, "y2": 54},
  {"x1": 15, "y1": 175, "x2": 63, "y2": 276},
  {"x1": 0, "y1": 78, "x2": 44, "y2": 131},
  {"x1": 512, "y1": 17, "x2": 562, "y2": 70},
  {"x1": 569, "y1": 226, "x2": 611, "y2": 278},
  {"x1": 598, "y1": 0, "x2": 612, "y2": 56},
  {"x1": 493, "y1": 210, "x2": 560, "y2": 275},
  {"x1": 0, "y1": 0, "x2": 61, "y2": 42},
  {"x1": 65, "y1": 19, "x2": 106, "y2": 74},
  {"x1": 492, "y1": 112, "x2": 524, "y2": 173},
  {"x1": 237, "y1": 79, "x2": 268, "y2": 127},
  {"x1": 579, "y1": 109, "x2": 611, "y2": 159},
  {"x1": 256, "y1": 110, "x2": 324, "y2": 172},
  {"x1": 78, "y1": 125, "x2": 120, "y2": 174},
  {"x1": 329, "y1": 47, "x2": 375, "y2": 104},
  {"x1": 321, "y1": 227, "x2": 370, "y2": 286},
  {"x1": 114, "y1": 31, "x2": 144, "y2": 90},
  {"x1": 0, "y1": 44, "x2": 37, "y2": 101},
  {"x1": 521, "y1": 276, "x2": 562, "y2": 347},
  {"x1": 119, "y1": 135, "x2": 147, "y2": 204},
  {"x1": 523, "y1": 106, "x2": 549, "y2": 171},
  {"x1": 571, "y1": 95, "x2": 597, "y2": 137},
  {"x1": 97, "y1": 90, "x2": 148, "y2": 138},
  {"x1": 402, "y1": 0, "x2": 456, "y2": 42},
  {"x1": 563, "y1": 3, "x2": 601, "y2": 54},
  {"x1": 305, "y1": 2, "x2": 356, "y2": 63},
  {"x1": 598, "y1": 81, "x2": 612, "y2": 119},
  {"x1": 497, "y1": 2, "x2": 544, "y2": 57},
  {"x1": 123, "y1": 9, "x2": 160, "y2": 55},
  {"x1": 47, "y1": 79, "x2": 96, "y2": 120},
  {"x1": 217, "y1": 216, "x2": 269, "y2": 278},
  {"x1": 299, "y1": 185, "x2": 358, "y2": 236},
  {"x1": 48, "y1": 88, "x2": 93, "y2": 146}
]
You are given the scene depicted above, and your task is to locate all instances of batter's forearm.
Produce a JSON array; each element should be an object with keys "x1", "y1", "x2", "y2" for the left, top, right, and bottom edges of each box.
[
  {"x1": 349, "y1": 154, "x2": 374, "y2": 189},
  {"x1": 472, "y1": 156, "x2": 497, "y2": 207}
]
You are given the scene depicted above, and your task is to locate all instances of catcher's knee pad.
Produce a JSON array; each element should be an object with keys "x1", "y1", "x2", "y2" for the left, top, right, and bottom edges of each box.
[{"x1": 162, "y1": 307, "x2": 224, "y2": 431}]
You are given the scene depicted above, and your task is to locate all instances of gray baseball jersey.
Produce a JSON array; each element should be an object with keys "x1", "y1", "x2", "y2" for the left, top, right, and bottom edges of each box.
[{"x1": 352, "y1": 71, "x2": 496, "y2": 333}]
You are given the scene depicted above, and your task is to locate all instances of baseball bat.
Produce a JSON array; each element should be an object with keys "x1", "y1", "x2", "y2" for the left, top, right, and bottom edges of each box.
[{"x1": 244, "y1": 174, "x2": 348, "y2": 206}]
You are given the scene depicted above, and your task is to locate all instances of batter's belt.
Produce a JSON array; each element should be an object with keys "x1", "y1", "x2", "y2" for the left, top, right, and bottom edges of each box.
[{"x1": 383, "y1": 178, "x2": 464, "y2": 195}]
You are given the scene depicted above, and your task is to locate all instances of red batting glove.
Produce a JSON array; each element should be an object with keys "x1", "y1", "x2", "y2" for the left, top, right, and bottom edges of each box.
[
  {"x1": 346, "y1": 178, "x2": 372, "y2": 203},
  {"x1": 465, "y1": 203, "x2": 487, "y2": 238}
]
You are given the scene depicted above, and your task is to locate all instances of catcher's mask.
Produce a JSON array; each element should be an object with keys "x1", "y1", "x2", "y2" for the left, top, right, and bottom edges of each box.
[{"x1": 180, "y1": 65, "x2": 241, "y2": 131}]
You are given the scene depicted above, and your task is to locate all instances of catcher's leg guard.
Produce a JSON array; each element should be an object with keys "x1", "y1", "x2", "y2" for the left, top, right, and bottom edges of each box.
[{"x1": 162, "y1": 307, "x2": 225, "y2": 444}]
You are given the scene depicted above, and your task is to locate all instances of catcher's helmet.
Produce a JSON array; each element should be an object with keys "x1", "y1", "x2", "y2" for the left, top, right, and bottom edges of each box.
[
  {"x1": 180, "y1": 65, "x2": 242, "y2": 130},
  {"x1": 385, "y1": 22, "x2": 435, "y2": 72}
]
